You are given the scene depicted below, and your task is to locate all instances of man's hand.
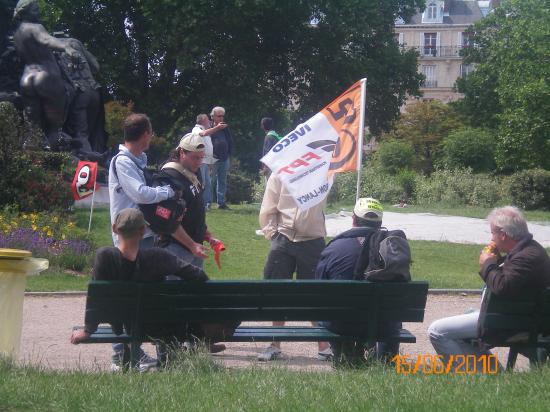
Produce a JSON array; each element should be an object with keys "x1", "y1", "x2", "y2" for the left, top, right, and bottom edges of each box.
[
  {"x1": 191, "y1": 242, "x2": 209, "y2": 259},
  {"x1": 70, "y1": 329, "x2": 91, "y2": 344},
  {"x1": 479, "y1": 250, "x2": 497, "y2": 266},
  {"x1": 215, "y1": 122, "x2": 228, "y2": 131}
]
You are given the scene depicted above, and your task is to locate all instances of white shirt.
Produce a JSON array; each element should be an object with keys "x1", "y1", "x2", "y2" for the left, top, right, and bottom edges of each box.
[{"x1": 192, "y1": 124, "x2": 215, "y2": 164}]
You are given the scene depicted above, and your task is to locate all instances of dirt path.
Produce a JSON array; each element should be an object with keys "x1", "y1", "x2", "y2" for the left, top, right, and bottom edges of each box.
[{"x1": 18, "y1": 294, "x2": 528, "y2": 372}]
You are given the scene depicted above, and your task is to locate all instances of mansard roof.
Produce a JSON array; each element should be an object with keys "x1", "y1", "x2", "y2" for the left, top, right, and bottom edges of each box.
[{"x1": 403, "y1": 0, "x2": 484, "y2": 25}]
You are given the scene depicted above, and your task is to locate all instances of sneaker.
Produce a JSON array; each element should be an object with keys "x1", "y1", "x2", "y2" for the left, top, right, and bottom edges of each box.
[
  {"x1": 218, "y1": 204, "x2": 230, "y2": 210},
  {"x1": 257, "y1": 345, "x2": 282, "y2": 361},
  {"x1": 317, "y1": 347, "x2": 334, "y2": 361},
  {"x1": 110, "y1": 363, "x2": 122, "y2": 372},
  {"x1": 138, "y1": 354, "x2": 158, "y2": 372}
]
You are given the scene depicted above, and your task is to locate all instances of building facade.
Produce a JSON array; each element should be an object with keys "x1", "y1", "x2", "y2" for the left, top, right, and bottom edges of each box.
[{"x1": 395, "y1": 0, "x2": 496, "y2": 104}]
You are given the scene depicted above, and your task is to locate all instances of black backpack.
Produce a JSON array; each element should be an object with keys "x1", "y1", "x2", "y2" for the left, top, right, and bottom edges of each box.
[
  {"x1": 111, "y1": 153, "x2": 186, "y2": 235},
  {"x1": 138, "y1": 170, "x2": 186, "y2": 235},
  {"x1": 353, "y1": 228, "x2": 411, "y2": 282}
]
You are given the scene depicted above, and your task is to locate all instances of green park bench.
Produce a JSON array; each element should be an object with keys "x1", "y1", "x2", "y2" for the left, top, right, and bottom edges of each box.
[
  {"x1": 75, "y1": 279, "x2": 429, "y2": 369},
  {"x1": 474, "y1": 288, "x2": 550, "y2": 370}
]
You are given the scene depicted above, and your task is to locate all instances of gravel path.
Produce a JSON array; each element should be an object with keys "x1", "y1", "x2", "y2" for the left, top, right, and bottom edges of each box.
[{"x1": 18, "y1": 294, "x2": 528, "y2": 372}]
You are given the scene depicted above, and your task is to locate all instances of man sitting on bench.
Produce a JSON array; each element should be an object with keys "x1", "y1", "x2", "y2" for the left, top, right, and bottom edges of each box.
[
  {"x1": 70, "y1": 208, "x2": 234, "y2": 367},
  {"x1": 428, "y1": 206, "x2": 550, "y2": 371},
  {"x1": 315, "y1": 198, "x2": 402, "y2": 361}
]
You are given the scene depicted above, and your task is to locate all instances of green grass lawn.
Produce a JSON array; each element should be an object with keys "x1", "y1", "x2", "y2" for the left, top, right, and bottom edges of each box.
[
  {"x1": 29, "y1": 204, "x2": 548, "y2": 292},
  {"x1": 2, "y1": 358, "x2": 550, "y2": 411}
]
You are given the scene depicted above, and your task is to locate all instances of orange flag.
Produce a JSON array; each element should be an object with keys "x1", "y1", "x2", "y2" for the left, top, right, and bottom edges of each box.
[{"x1": 321, "y1": 79, "x2": 364, "y2": 173}]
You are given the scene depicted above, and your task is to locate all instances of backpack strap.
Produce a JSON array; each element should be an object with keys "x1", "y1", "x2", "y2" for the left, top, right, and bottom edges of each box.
[
  {"x1": 161, "y1": 161, "x2": 202, "y2": 191},
  {"x1": 352, "y1": 227, "x2": 388, "y2": 280}
]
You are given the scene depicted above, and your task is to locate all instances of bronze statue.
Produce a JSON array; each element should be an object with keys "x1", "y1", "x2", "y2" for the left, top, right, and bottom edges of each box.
[
  {"x1": 56, "y1": 37, "x2": 108, "y2": 153},
  {"x1": 12, "y1": 0, "x2": 80, "y2": 149}
]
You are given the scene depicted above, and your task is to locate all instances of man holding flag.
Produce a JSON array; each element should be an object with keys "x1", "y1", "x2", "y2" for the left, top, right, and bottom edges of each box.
[
  {"x1": 257, "y1": 79, "x2": 366, "y2": 361},
  {"x1": 257, "y1": 173, "x2": 327, "y2": 361}
]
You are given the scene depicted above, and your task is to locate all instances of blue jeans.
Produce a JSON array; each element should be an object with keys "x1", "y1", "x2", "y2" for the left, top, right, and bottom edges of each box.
[
  {"x1": 199, "y1": 163, "x2": 212, "y2": 206},
  {"x1": 428, "y1": 310, "x2": 497, "y2": 371},
  {"x1": 211, "y1": 158, "x2": 230, "y2": 206},
  {"x1": 165, "y1": 241, "x2": 204, "y2": 269}
]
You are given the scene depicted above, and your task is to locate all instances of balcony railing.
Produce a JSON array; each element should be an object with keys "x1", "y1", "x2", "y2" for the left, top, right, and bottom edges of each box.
[
  {"x1": 408, "y1": 45, "x2": 471, "y2": 58},
  {"x1": 421, "y1": 80, "x2": 438, "y2": 88}
]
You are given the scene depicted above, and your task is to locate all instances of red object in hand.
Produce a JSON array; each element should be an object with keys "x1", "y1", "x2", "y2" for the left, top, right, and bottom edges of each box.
[{"x1": 209, "y1": 238, "x2": 226, "y2": 269}]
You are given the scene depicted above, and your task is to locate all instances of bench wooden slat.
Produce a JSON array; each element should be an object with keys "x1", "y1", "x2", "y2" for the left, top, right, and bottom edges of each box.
[
  {"x1": 77, "y1": 326, "x2": 417, "y2": 344},
  {"x1": 80, "y1": 280, "x2": 429, "y2": 364}
]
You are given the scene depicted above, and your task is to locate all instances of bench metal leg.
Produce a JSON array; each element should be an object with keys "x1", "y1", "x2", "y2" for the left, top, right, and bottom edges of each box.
[
  {"x1": 332, "y1": 341, "x2": 375, "y2": 367},
  {"x1": 506, "y1": 347, "x2": 519, "y2": 371},
  {"x1": 130, "y1": 341, "x2": 141, "y2": 370}
]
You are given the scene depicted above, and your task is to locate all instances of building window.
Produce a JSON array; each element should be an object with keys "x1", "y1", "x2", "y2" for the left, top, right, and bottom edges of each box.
[
  {"x1": 427, "y1": 2, "x2": 437, "y2": 19},
  {"x1": 424, "y1": 33, "x2": 437, "y2": 56},
  {"x1": 422, "y1": 1, "x2": 442, "y2": 23},
  {"x1": 460, "y1": 64, "x2": 475, "y2": 78},
  {"x1": 462, "y1": 32, "x2": 473, "y2": 48},
  {"x1": 394, "y1": 32, "x2": 404, "y2": 46},
  {"x1": 422, "y1": 65, "x2": 437, "y2": 87}
]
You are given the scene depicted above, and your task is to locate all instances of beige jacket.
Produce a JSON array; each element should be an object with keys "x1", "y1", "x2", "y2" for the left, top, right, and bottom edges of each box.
[{"x1": 259, "y1": 174, "x2": 326, "y2": 242}]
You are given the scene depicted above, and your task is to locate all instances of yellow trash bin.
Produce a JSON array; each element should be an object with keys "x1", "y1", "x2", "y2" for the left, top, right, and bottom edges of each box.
[{"x1": 0, "y1": 248, "x2": 48, "y2": 358}]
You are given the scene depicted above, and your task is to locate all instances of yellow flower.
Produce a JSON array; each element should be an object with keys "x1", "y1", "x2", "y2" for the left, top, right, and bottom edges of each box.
[
  {"x1": 42, "y1": 226, "x2": 49, "y2": 233},
  {"x1": 53, "y1": 216, "x2": 59, "y2": 223},
  {"x1": 31, "y1": 224, "x2": 38, "y2": 231},
  {"x1": 61, "y1": 233, "x2": 66, "y2": 240},
  {"x1": 47, "y1": 230, "x2": 53, "y2": 237}
]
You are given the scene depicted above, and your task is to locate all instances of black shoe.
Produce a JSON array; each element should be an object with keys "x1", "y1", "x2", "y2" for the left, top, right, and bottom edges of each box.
[{"x1": 218, "y1": 204, "x2": 230, "y2": 210}]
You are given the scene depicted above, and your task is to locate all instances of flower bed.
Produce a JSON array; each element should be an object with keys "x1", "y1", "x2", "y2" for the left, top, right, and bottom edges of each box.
[{"x1": 0, "y1": 211, "x2": 93, "y2": 271}]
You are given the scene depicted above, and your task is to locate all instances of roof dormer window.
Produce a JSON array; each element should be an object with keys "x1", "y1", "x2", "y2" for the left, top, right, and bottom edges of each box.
[{"x1": 422, "y1": 1, "x2": 443, "y2": 23}]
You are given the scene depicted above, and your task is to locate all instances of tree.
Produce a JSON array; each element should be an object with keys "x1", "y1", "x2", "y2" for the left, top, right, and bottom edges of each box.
[
  {"x1": 376, "y1": 139, "x2": 414, "y2": 175},
  {"x1": 455, "y1": 0, "x2": 550, "y2": 172},
  {"x1": 32, "y1": 0, "x2": 424, "y2": 171},
  {"x1": 386, "y1": 100, "x2": 463, "y2": 173},
  {"x1": 440, "y1": 128, "x2": 495, "y2": 172}
]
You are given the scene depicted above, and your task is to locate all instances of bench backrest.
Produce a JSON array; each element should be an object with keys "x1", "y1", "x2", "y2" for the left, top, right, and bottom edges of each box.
[
  {"x1": 84, "y1": 280, "x2": 429, "y2": 339},
  {"x1": 478, "y1": 288, "x2": 550, "y2": 342}
]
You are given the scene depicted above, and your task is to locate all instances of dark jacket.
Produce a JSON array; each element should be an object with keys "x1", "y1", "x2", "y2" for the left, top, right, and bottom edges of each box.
[
  {"x1": 210, "y1": 127, "x2": 233, "y2": 161},
  {"x1": 315, "y1": 227, "x2": 375, "y2": 281},
  {"x1": 156, "y1": 166, "x2": 207, "y2": 250},
  {"x1": 85, "y1": 247, "x2": 208, "y2": 334},
  {"x1": 479, "y1": 234, "x2": 550, "y2": 296}
]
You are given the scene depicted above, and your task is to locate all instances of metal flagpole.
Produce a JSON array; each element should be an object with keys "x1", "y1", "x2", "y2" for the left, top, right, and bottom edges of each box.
[
  {"x1": 355, "y1": 78, "x2": 367, "y2": 202},
  {"x1": 87, "y1": 180, "x2": 97, "y2": 234}
]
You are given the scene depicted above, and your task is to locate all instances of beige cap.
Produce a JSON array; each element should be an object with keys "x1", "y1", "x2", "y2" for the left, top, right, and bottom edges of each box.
[
  {"x1": 178, "y1": 132, "x2": 205, "y2": 152},
  {"x1": 353, "y1": 197, "x2": 383, "y2": 222},
  {"x1": 114, "y1": 208, "x2": 146, "y2": 235}
]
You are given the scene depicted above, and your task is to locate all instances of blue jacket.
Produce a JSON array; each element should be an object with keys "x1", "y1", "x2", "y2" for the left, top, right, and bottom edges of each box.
[{"x1": 315, "y1": 227, "x2": 376, "y2": 281}]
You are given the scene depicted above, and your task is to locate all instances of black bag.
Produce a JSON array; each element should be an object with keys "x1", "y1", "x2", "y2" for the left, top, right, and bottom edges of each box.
[
  {"x1": 354, "y1": 229, "x2": 411, "y2": 282},
  {"x1": 138, "y1": 170, "x2": 186, "y2": 235},
  {"x1": 111, "y1": 153, "x2": 185, "y2": 235}
]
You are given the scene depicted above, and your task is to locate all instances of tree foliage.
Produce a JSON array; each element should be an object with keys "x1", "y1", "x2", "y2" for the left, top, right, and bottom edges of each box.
[
  {"x1": 455, "y1": 0, "x2": 550, "y2": 172},
  {"x1": 23, "y1": 0, "x2": 425, "y2": 171},
  {"x1": 375, "y1": 139, "x2": 414, "y2": 175},
  {"x1": 440, "y1": 128, "x2": 495, "y2": 172},
  {"x1": 385, "y1": 100, "x2": 463, "y2": 173}
]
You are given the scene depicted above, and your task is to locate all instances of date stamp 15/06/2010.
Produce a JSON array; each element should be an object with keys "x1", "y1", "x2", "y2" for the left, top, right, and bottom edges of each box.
[{"x1": 391, "y1": 354, "x2": 499, "y2": 375}]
